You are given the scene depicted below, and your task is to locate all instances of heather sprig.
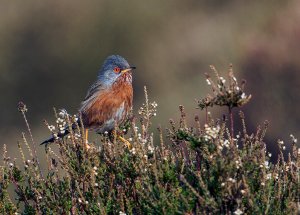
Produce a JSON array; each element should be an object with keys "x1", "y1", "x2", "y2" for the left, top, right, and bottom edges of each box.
[{"x1": 0, "y1": 68, "x2": 299, "y2": 214}]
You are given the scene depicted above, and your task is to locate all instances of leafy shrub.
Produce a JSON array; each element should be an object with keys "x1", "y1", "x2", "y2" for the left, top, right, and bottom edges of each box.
[{"x1": 0, "y1": 66, "x2": 299, "y2": 214}]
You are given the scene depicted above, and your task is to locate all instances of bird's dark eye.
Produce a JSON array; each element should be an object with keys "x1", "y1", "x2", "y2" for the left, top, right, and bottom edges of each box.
[{"x1": 113, "y1": 67, "x2": 121, "y2": 73}]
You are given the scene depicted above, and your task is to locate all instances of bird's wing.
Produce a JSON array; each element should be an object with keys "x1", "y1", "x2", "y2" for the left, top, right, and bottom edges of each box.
[{"x1": 80, "y1": 80, "x2": 105, "y2": 112}]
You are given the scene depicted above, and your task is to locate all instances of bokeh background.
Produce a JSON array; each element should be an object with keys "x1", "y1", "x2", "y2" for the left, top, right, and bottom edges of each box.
[{"x1": 1, "y1": 0, "x2": 299, "y2": 158}]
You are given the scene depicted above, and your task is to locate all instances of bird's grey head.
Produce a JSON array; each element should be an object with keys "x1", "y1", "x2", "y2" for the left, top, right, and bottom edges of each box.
[{"x1": 97, "y1": 55, "x2": 135, "y2": 86}]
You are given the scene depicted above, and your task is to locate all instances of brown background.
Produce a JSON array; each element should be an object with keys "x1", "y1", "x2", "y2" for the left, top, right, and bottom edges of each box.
[{"x1": 1, "y1": 0, "x2": 299, "y2": 158}]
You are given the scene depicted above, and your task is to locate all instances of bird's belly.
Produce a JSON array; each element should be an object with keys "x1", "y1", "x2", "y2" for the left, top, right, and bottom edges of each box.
[{"x1": 92, "y1": 102, "x2": 126, "y2": 133}]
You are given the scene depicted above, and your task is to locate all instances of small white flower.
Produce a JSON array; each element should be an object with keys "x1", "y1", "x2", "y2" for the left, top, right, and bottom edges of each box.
[
  {"x1": 130, "y1": 148, "x2": 136, "y2": 155},
  {"x1": 48, "y1": 125, "x2": 55, "y2": 131},
  {"x1": 220, "y1": 77, "x2": 226, "y2": 83},
  {"x1": 228, "y1": 178, "x2": 234, "y2": 182},
  {"x1": 206, "y1": 79, "x2": 211, "y2": 85},
  {"x1": 241, "y1": 93, "x2": 246, "y2": 99},
  {"x1": 104, "y1": 131, "x2": 108, "y2": 135},
  {"x1": 95, "y1": 183, "x2": 99, "y2": 187},
  {"x1": 266, "y1": 173, "x2": 272, "y2": 180},
  {"x1": 119, "y1": 212, "x2": 126, "y2": 215},
  {"x1": 240, "y1": 189, "x2": 246, "y2": 194},
  {"x1": 221, "y1": 182, "x2": 225, "y2": 187},
  {"x1": 93, "y1": 166, "x2": 98, "y2": 171},
  {"x1": 264, "y1": 161, "x2": 269, "y2": 169},
  {"x1": 123, "y1": 129, "x2": 126, "y2": 132},
  {"x1": 153, "y1": 113, "x2": 157, "y2": 116},
  {"x1": 85, "y1": 201, "x2": 88, "y2": 204},
  {"x1": 282, "y1": 146, "x2": 286, "y2": 150},
  {"x1": 59, "y1": 109, "x2": 69, "y2": 118},
  {"x1": 128, "y1": 138, "x2": 133, "y2": 142},
  {"x1": 290, "y1": 134, "x2": 298, "y2": 143},
  {"x1": 261, "y1": 182, "x2": 265, "y2": 186},
  {"x1": 9, "y1": 163, "x2": 14, "y2": 167},
  {"x1": 234, "y1": 208, "x2": 243, "y2": 215},
  {"x1": 148, "y1": 145, "x2": 154, "y2": 153},
  {"x1": 268, "y1": 153, "x2": 272, "y2": 157},
  {"x1": 78, "y1": 198, "x2": 82, "y2": 203},
  {"x1": 151, "y1": 102, "x2": 158, "y2": 107}
]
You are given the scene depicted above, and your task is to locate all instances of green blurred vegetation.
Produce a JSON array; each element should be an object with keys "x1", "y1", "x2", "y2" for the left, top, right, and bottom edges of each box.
[{"x1": 0, "y1": 0, "x2": 299, "y2": 156}]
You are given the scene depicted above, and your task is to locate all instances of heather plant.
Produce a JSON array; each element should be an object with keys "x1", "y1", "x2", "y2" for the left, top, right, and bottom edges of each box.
[{"x1": 0, "y1": 66, "x2": 299, "y2": 215}]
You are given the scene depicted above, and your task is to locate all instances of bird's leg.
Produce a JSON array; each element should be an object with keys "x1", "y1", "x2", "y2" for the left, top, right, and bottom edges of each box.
[
  {"x1": 84, "y1": 129, "x2": 90, "y2": 149},
  {"x1": 112, "y1": 130, "x2": 131, "y2": 148},
  {"x1": 85, "y1": 129, "x2": 89, "y2": 143},
  {"x1": 118, "y1": 136, "x2": 132, "y2": 148}
]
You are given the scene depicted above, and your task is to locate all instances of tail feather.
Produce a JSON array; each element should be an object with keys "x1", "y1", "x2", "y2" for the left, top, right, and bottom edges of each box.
[
  {"x1": 40, "y1": 130, "x2": 70, "y2": 145},
  {"x1": 40, "y1": 119, "x2": 81, "y2": 145}
]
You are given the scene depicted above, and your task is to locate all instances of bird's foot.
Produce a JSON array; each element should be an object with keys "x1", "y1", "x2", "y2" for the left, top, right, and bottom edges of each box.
[
  {"x1": 84, "y1": 129, "x2": 91, "y2": 150},
  {"x1": 85, "y1": 142, "x2": 91, "y2": 150},
  {"x1": 118, "y1": 136, "x2": 132, "y2": 148}
]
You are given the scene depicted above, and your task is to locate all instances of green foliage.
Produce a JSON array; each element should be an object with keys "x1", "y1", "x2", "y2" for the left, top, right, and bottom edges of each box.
[{"x1": 0, "y1": 68, "x2": 299, "y2": 215}]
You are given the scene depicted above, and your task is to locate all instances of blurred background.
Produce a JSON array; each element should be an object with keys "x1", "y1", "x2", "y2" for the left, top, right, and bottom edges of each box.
[{"x1": 1, "y1": 0, "x2": 299, "y2": 159}]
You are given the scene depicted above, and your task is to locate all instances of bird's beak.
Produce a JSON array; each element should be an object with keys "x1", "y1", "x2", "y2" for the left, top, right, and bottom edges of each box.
[{"x1": 121, "y1": 66, "x2": 136, "y2": 74}]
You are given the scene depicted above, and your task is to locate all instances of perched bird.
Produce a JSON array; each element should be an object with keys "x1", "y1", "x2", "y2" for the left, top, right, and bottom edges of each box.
[{"x1": 41, "y1": 55, "x2": 135, "y2": 146}]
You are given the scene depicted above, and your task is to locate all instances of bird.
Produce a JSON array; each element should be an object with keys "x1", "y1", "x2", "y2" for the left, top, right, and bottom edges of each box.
[{"x1": 41, "y1": 55, "x2": 136, "y2": 147}]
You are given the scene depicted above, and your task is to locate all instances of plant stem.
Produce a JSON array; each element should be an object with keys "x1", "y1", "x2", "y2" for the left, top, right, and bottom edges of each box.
[
  {"x1": 21, "y1": 111, "x2": 43, "y2": 178},
  {"x1": 205, "y1": 107, "x2": 208, "y2": 124},
  {"x1": 229, "y1": 107, "x2": 234, "y2": 141}
]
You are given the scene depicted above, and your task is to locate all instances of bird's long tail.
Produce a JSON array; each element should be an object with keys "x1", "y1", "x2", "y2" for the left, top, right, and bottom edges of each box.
[
  {"x1": 41, "y1": 116, "x2": 81, "y2": 145},
  {"x1": 40, "y1": 130, "x2": 71, "y2": 145}
]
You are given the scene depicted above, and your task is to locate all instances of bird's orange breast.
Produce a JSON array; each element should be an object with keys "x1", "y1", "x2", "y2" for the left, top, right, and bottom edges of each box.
[{"x1": 82, "y1": 80, "x2": 133, "y2": 132}]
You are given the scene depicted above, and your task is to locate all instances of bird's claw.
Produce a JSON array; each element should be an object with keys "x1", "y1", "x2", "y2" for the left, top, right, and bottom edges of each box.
[{"x1": 118, "y1": 136, "x2": 132, "y2": 148}]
